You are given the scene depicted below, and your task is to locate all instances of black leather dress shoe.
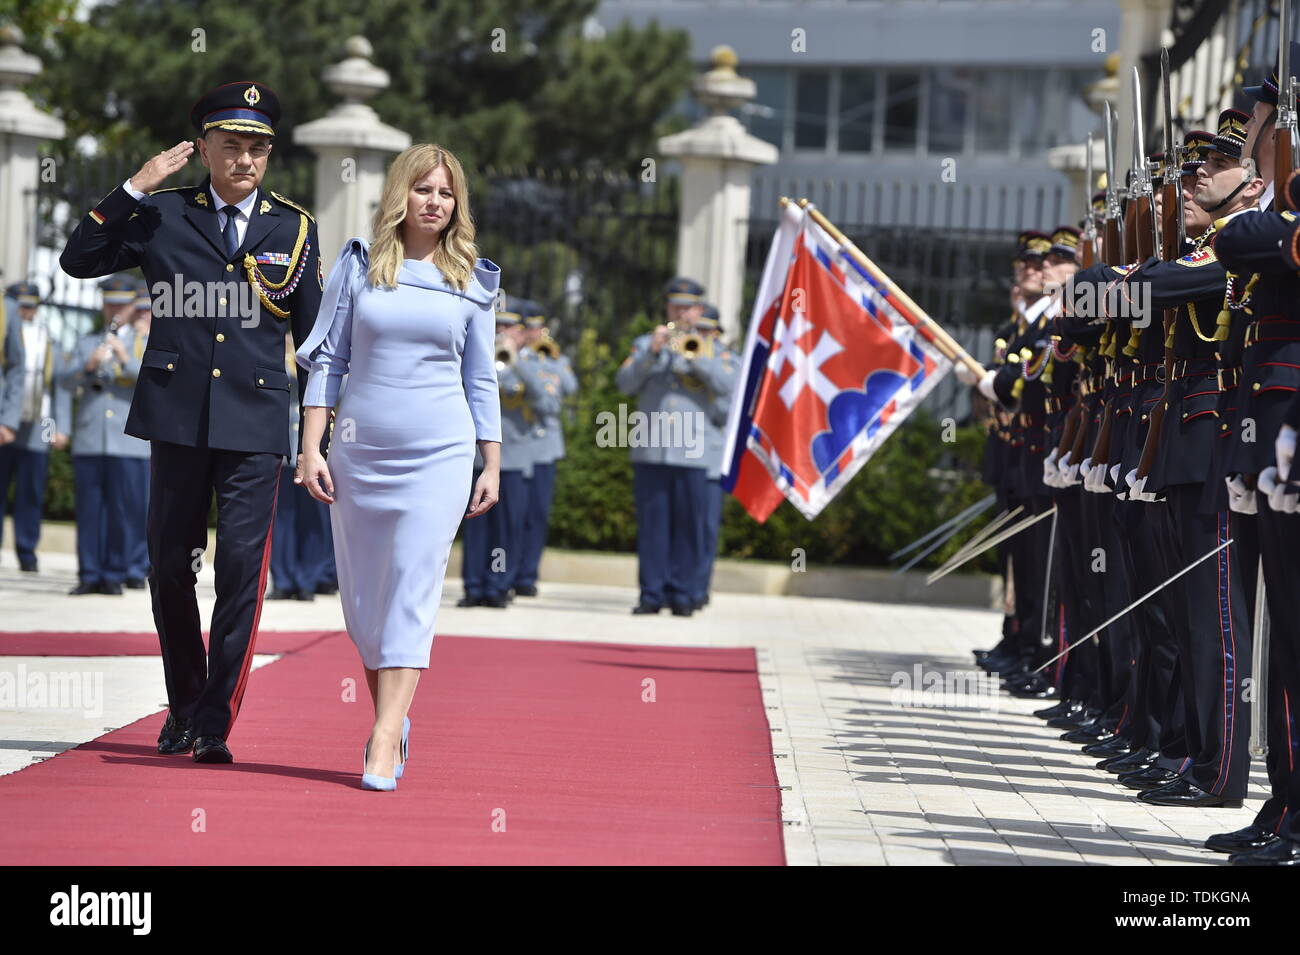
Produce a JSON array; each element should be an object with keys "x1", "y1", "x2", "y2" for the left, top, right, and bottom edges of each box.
[
  {"x1": 1137, "y1": 777, "x2": 1242, "y2": 808},
  {"x1": 156, "y1": 713, "x2": 195, "y2": 754},
  {"x1": 1119, "y1": 766, "x2": 1181, "y2": 791},
  {"x1": 1101, "y1": 747, "x2": 1155, "y2": 774},
  {"x1": 1007, "y1": 674, "x2": 1058, "y2": 699},
  {"x1": 68, "y1": 582, "x2": 101, "y2": 595},
  {"x1": 671, "y1": 604, "x2": 694, "y2": 617},
  {"x1": 293, "y1": 591, "x2": 316, "y2": 601},
  {"x1": 1034, "y1": 700, "x2": 1080, "y2": 721},
  {"x1": 267, "y1": 588, "x2": 296, "y2": 600},
  {"x1": 99, "y1": 581, "x2": 124, "y2": 595},
  {"x1": 631, "y1": 603, "x2": 662, "y2": 615},
  {"x1": 456, "y1": 595, "x2": 482, "y2": 607},
  {"x1": 513, "y1": 584, "x2": 538, "y2": 597},
  {"x1": 1205, "y1": 824, "x2": 1280, "y2": 854},
  {"x1": 1083, "y1": 735, "x2": 1131, "y2": 757},
  {"x1": 1230, "y1": 837, "x2": 1300, "y2": 866},
  {"x1": 124, "y1": 577, "x2": 146, "y2": 590},
  {"x1": 315, "y1": 583, "x2": 339, "y2": 595},
  {"x1": 1047, "y1": 707, "x2": 1098, "y2": 730},
  {"x1": 192, "y1": 736, "x2": 233, "y2": 763},
  {"x1": 481, "y1": 595, "x2": 509, "y2": 608},
  {"x1": 19, "y1": 557, "x2": 38, "y2": 572},
  {"x1": 1061, "y1": 721, "x2": 1111, "y2": 743}
]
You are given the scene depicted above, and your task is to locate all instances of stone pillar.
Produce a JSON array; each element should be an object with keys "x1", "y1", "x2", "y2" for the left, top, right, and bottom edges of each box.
[
  {"x1": 0, "y1": 25, "x2": 65, "y2": 286},
  {"x1": 293, "y1": 36, "x2": 410, "y2": 265},
  {"x1": 658, "y1": 47, "x2": 777, "y2": 336}
]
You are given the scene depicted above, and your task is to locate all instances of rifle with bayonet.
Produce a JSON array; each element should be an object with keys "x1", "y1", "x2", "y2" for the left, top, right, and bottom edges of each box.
[
  {"x1": 1278, "y1": 8, "x2": 1298, "y2": 209},
  {"x1": 1133, "y1": 49, "x2": 1184, "y2": 490}
]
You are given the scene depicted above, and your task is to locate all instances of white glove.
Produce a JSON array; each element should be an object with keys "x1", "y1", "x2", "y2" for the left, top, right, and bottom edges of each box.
[
  {"x1": 1126, "y1": 468, "x2": 1159, "y2": 504},
  {"x1": 1059, "y1": 451, "x2": 1081, "y2": 486},
  {"x1": 956, "y1": 362, "x2": 980, "y2": 386},
  {"x1": 1225, "y1": 475, "x2": 1258, "y2": 515},
  {"x1": 1043, "y1": 449, "x2": 1060, "y2": 487},
  {"x1": 1277, "y1": 425, "x2": 1297, "y2": 482},
  {"x1": 1084, "y1": 458, "x2": 1110, "y2": 493},
  {"x1": 1259, "y1": 466, "x2": 1300, "y2": 514},
  {"x1": 976, "y1": 370, "x2": 998, "y2": 402}
]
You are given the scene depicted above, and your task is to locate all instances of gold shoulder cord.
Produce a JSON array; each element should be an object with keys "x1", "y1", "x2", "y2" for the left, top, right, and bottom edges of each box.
[{"x1": 243, "y1": 213, "x2": 309, "y2": 319}]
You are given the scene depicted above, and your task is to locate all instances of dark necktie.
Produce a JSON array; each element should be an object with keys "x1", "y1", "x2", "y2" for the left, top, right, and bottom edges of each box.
[{"x1": 221, "y1": 205, "x2": 240, "y2": 259}]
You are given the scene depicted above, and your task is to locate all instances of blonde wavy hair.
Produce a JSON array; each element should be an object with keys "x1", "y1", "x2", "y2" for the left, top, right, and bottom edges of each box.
[{"x1": 368, "y1": 144, "x2": 479, "y2": 291}]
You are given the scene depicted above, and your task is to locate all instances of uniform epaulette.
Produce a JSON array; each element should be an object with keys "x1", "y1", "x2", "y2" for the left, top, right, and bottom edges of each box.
[
  {"x1": 1282, "y1": 210, "x2": 1298, "y2": 223},
  {"x1": 270, "y1": 191, "x2": 315, "y2": 222}
]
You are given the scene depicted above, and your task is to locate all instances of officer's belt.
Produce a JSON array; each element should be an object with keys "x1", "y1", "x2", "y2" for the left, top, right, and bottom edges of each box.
[
  {"x1": 1216, "y1": 365, "x2": 1241, "y2": 392},
  {"x1": 1170, "y1": 359, "x2": 1218, "y2": 380},
  {"x1": 1244, "y1": 315, "x2": 1300, "y2": 348}
]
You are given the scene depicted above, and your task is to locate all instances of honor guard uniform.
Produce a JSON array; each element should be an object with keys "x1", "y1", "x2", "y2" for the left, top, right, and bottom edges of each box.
[
  {"x1": 269, "y1": 333, "x2": 333, "y2": 601},
  {"x1": 513, "y1": 304, "x2": 577, "y2": 598},
  {"x1": 616, "y1": 276, "x2": 714, "y2": 616},
  {"x1": 59, "y1": 80, "x2": 324, "y2": 759},
  {"x1": 62, "y1": 274, "x2": 151, "y2": 595},
  {"x1": 689, "y1": 304, "x2": 739, "y2": 611},
  {"x1": 460, "y1": 296, "x2": 556, "y2": 608},
  {"x1": 0, "y1": 282, "x2": 69, "y2": 572}
]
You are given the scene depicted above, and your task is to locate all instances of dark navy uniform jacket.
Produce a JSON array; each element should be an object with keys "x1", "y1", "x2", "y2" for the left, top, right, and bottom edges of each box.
[
  {"x1": 59, "y1": 178, "x2": 324, "y2": 457},
  {"x1": 1212, "y1": 208, "x2": 1300, "y2": 476}
]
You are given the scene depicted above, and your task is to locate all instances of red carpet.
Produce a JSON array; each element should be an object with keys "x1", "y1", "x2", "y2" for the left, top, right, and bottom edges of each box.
[{"x1": 0, "y1": 631, "x2": 785, "y2": 865}]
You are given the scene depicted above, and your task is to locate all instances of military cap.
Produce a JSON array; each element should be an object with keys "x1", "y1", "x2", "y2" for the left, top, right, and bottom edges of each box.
[
  {"x1": 1180, "y1": 130, "x2": 1214, "y2": 175},
  {"x1": 664, "y1": 276, "x2": 705, "y2": 304},
  {"x1": 494, "y1": 294, "x2": 525, "y2": 326},
  {"x1": 1047, "y1": 226, "x2": 1081, "y2": 261},
  {"x1": 1208, "y1": 108, "x2": 1250, "y2": 161},
  {"x1": 99, "y1": 273, "x2": 138, "y2": 305},
  {"x1": 134, "y1": 279, "x2": 152, "y2": 311},
  {"x1": 1244, "y1": 42, "x2": 1300, "y2": 107},
  {"x1": 521, "y1": 300, "x2": 548, "y2": 327},
  {"x1": 695, "y1": 303, "x2": 721, "y2": 331},
  {"x1": 1015, "y1": 231, "x2": 1052, "y2": 262},
  {"x1": 5, "y1": 281, "x2": 40, "y2": 306},
  {"x1": 190, "y1": 81, "x2": 280, "y2": 137}
]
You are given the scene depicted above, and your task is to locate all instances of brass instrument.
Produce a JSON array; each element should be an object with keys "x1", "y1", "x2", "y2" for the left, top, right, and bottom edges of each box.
[
  {"x1": 90, "y1": 317, "x2": 122, "y2": 391},
  {"x1": 495, "y1": 333, "x2": 518, "y2": 370},
  {"x1": 665, "y1": 321, "x2": 714, "y2": 359},
  {"x1": 532, "y1": 335, "x2": 560, "y2": 359}
]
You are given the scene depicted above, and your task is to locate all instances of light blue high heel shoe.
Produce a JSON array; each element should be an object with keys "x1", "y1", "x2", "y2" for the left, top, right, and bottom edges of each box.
[
  {"x1": 361, "y1": 740, "x2": 397, "y2": 792},
  {"x1": 394, "y1": 716, "x2": 410, "y2": 779}
]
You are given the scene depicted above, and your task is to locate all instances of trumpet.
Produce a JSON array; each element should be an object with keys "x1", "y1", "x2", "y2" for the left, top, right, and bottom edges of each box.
[
  {"x1": 531, "y1": 335, "x2": 560, "y2": 359},
  {"x1": 495, "y1": 333, "x2": 518, "y2": 370}
]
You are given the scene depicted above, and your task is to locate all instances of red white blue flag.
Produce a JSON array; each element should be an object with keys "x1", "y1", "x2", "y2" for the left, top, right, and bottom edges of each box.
[{"x1": 721, "y1": 203, "x2": 951, "y2": 521}]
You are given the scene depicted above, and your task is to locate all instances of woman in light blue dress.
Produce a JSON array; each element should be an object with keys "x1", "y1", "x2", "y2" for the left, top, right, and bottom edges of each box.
[{"x1": 295, "y1": 144, "x2": 501, "y2": 790}]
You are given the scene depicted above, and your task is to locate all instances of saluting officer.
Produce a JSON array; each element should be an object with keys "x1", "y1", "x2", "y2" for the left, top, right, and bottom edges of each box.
[
  {"x1": 62, "y1": 274, "x2": 151, "y2": 595},
  {"x1": 513, "y1": 304, "x2": 576, "y2": 598},
  {"x1": 690, "y1": 304, "x2": 738, "y2": 612},
  {"x1": 616, "y1": 276, "x2": 712, "y2": 616},
  {"x1": 0, "y1": 282, "x2": 69, "y2": 572},
  {"x1": 59, "y1": 80, "x2": 324, "y2": 763}
]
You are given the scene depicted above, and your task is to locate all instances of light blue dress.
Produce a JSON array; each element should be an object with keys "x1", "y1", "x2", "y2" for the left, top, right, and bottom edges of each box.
[{"x1": 296, "y1": 238, "x2": 501, "y2": 669}]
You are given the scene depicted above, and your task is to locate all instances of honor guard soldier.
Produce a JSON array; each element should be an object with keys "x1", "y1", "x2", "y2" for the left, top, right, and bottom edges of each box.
[
  {"x1": 689, "y1": 304, "x2": 739, "y2": 611},
  {"x1": 0, "y1": 281, "x2": 69, "y2": 572},
  {"x1": 460, "y1": 296, "x2": 556, "y2": 608},
  {"x1": 59, "y1": 80, "x2": 324, "y2": 763},
  {"x1": 616, "y1": 276, "x2": 714, "y2": 616},
  {"x1": 513, "y1": 303, "x2": 577, "y2": 598},
  {"x1": 62, "y1": 274, "x2": 151, "y2": 595}
]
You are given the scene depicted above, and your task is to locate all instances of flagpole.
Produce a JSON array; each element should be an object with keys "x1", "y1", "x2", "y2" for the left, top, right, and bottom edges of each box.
[{"x1": 785, "y1": 197, "x2": 986, "y2": 379}]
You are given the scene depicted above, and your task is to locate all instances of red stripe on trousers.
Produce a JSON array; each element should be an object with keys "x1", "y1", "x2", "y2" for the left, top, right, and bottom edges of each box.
[{"x1": 223, "y1": 459, "x2": 283, "y2": 739}]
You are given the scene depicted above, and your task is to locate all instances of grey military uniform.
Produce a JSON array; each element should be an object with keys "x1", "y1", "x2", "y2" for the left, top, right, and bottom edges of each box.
[
  {"x1": 534, "y1": 352, "x2": 577, "y2": 463},
  {"x1": 480, "y1": 352, "x2": 557, "y2": 476},
  {"x1": 14, "y1": 314, "x2": 73, "y2": 452},
  {"x1": 63, "y1": 325, "x2": 151, "y2": 459},
  {"x1": 0, "y1": 297, "x2": 27, "y2": 434},
  {"x1": 701, "y1": 346, "x2": 739, "y2": 479},
  {"x1": 615, "y1": 333, "x2": 739, "y2": 468}
]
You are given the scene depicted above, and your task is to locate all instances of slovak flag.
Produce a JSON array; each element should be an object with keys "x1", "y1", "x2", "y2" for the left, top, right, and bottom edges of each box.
[{"x1": 721, "y1": 203, "x2": 951, "y2": 521}]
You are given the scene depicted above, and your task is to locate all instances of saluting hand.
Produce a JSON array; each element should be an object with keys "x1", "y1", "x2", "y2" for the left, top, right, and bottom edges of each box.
[{"x1": 129, "y1": 141, "x2": 195, "y2": 195}]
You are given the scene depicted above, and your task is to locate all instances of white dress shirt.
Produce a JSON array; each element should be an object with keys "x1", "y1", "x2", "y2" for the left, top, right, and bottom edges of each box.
[{"x1": 121, "y1": 177, "x2": 258, "y2": 247}]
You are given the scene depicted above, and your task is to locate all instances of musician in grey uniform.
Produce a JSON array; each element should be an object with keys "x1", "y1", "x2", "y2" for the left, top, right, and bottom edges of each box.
[
  {"x1": 617, "y1": 276, "x2": 727, "y2": 617},
  {"x1": 461, "y1": 295, "x2": 556, "y2": 607},
  {"x1": 689, "y1": 305, "x2": 738, "y2": 611},
  {"x1": 62, "y1": 273, "x2": 152, "y2": 594},
  {"x1": 121, "y1": 281, "x2": 153, "y2": 586},
  {"x1": 514, "y1": 306, "x2": 577, "y2": 597},
  {"x1": 1, "y1": 282, "x2": 69, "y2": 571}
]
